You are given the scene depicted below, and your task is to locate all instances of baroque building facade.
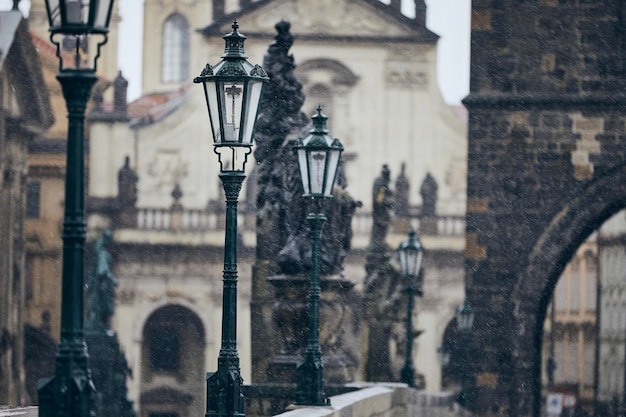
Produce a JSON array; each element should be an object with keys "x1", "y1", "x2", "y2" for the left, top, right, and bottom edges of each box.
[
  {"x1": 596, "y1": 210, "x2": 626, "y2": 413},
  {"x1": 84, "y1": 1, "x2": 468, "y2": 416},
  {"x1": 0, "y1": 7, "x2": 53, "y2": 405}
]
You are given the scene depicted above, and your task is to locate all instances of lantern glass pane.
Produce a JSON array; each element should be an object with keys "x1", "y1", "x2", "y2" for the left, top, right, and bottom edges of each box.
[
  {"x1": 222, "y1": 82, "x2": 244, "y2": 143},
  {"x1": 65, "y1": 0, "x2": 84, "y2": 24},
  {"x1": 323, "y1": 148, "x2": 341, "y2": 197},
  {"x1": 307, "y1": 150, "x2": 327, "y2": 195},
  {"x1": 457, "y1": 304, "x2": 474, "y2": 331},
  {"x1": 46, "y1": 0, "x2": 61, "y2": 26},
  {"x1": 94, "y1": 0, "x2": 112, "y2": 28},
  {"x1": 241, "y1": 80, "x2": 263, "y2": 145},
  {"x1": 399, "y1": 250, "x2": 408, "y2": 276},
  {"x1": 297, "y1": 148, "x2": 310, "y2": 195},
  {"x1": 202, "y1": 80, "x2": 221, "y2": 143},
  {"x1": 415, "y1": 250, "x2": 424, "y2": 277},
  {"x1": 406, "y1": 249, "x2": 418, "y2": 276}
]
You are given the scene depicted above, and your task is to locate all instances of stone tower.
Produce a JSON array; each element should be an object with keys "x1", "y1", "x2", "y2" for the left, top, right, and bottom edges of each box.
[{"x1": 464, "y1": 1, "x2": 626, "y2": 416}]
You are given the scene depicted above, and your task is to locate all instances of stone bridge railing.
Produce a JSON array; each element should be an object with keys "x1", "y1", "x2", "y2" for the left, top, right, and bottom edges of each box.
[
  {"x1": 1, "y1": 387, "x2": 468, "y2": 417},
  {"x1": 0, "y1": 407, "x2": 38, "y2": 416},
  {"x1": 274, "y1": 385, "x2": 467, "y2": 417}
]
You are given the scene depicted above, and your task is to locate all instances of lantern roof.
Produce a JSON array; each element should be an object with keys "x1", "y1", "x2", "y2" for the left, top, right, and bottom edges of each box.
[{"x1": 299, "y1": 106, "x2": 343, "y2": 150}]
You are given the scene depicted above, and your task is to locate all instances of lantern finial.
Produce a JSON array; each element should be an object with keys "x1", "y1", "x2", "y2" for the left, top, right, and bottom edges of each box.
[
  {"x1": 311, "y1": 105, "x2": 329, "y2": 134},
  {"x1": 222, "y1": 19, "x2": 248, "y2": 59}
]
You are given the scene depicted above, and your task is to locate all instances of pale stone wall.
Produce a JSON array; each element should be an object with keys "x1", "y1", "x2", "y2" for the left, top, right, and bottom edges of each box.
[{"x1": 141, "y1": 1, "x2": 212, "y2": 95}]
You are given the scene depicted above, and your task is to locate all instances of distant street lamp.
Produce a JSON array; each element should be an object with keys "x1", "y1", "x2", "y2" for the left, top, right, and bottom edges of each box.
[
  {"x1": 398, "y1": 229, "x2": 425, "y2": 387},
  {"x1": 294, "y1": 106, "x2": 344, "y2": 406},
  {"x1": 456, "y1": 299, "x2": 474, "y2": 406},
  {"x1": 438, "y1": 344, "x2": 451, "y2": 369},
  {"x1": 194, "y1": 20, "x2": 268, "y2": 417},
  {"x1": 38, "y1": 1, "x2": 115, "y2": 416}
]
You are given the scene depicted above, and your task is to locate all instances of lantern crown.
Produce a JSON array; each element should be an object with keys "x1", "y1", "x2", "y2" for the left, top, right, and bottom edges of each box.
[
  {"x1": 194, "y1": 20, "x2": 268, "y2": 172},
  {"x1": 311, "y1": 106, "x2": 329, "y2": 133},
  {"x1": 294, "y1": 106, "x2": 344, "y2": 199}
]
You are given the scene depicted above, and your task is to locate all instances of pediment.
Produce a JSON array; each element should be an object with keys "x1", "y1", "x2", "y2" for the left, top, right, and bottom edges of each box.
[{"x1": 202, "y1": 0, "x2": 437, "y2": 42}]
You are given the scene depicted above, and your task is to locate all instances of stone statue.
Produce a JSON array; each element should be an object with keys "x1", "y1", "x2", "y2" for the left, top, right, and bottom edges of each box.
[
  {"x1": 254, "y1": 20, "x2": 309, "y2": 265},
  {"x1": 85, "y1": 230, "x2": 135, "y2": 417},
  {"x1": 86, "y1": 230, "x2": 118, "y2": 332},
  {"x1": 118, "y1": 156, "x2": 138, "y2": 209},
  {"x1": 420, "y1": 172, "x2": 438, "y2": 217},
  {"x1": 367, "y1": 165, "x2": 394, "y2": 273},
  {"x1": 252, "y1": 21, "x2": 361, "y2": 385},
  {"x1": 251, "y1": 20, "x2": 311, "y2": 383},
  {"x1": 363, "y1": 165, "x2": 405, "y2": 382},
  {"x1": 394, "y1": 163, "x2": 410, "y2": 217}
]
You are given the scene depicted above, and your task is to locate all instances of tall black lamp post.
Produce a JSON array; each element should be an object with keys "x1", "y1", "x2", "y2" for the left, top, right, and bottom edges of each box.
[
  {"x1": 398, "y1": 229, "x2": 425, "y2": 387},
  {"x1": 38, "y1": 1, "x2": 114, "y2": 416},
  {"x1": 456, "y1": 299, "x2": 474, "y2": 406},
  {"x1": 294, "y1": 106, "x2": 344, "y2": 406},
  {"x1": 194, "y1": 20, "x2": 268, "y2": 417}
]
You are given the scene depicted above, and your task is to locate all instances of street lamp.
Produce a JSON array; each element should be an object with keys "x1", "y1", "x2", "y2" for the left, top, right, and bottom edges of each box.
[
  {"x1": 438, "y1": 344, "x2": 451, "y2": 369},
  {"x1": 456, "y1": 299, "x2": 474, "y2": 406},
  {"x1": 37, "y1": 1, "x2": 114, "y2": 416},
  {"x1": 294, "y1": 106, "x2": 344, "y2": 406},
  {"x1": 194, "y1": 20, "x2": 268, "y2": 417},
  {"x1": 398, "y1": 229, "x2": 425, "y2": 387}
]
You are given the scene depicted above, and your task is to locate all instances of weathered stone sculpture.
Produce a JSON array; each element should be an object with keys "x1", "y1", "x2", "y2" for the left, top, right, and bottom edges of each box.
[
  {"x1": 86, "y1": 230, "x2": 118, "y2": 332},
  {"x1": 363, "y1": 165, "x2": 405, "y2": 382},
  {"x1": 251, "y1": 21, "x2": 360, "y2": 389},
  {"x1": 117, "y1": 156, "x2": 138, "y2": 227},
  {"x1": 394, "y1": 163, "x2": 410, "y2": 217},
  {"x1": 85, "y1": 231, "x2": 135, "y2": 417},
  {"x1": 367, "y1": 165, "x2": 394, "y2": 273},
  {"x1": 420, "y1": 172, "x2": 438, "y2": 217},
  {"x1": 251, "y1": 20, "x2": 310, "y2": 384},
  {"x1": 419, "y1": 172, "x2": 438, "y2": 234}
]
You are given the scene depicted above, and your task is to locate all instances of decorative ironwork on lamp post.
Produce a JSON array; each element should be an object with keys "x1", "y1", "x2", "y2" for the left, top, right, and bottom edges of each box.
[
  {"x1": 37, "y1": 1, "x2": 115, "y2": 416},
  {"x1": 194, "y1": 20, "x2": 268, "y2": 417},
  {"x1": 293, "y1": 106, "x2": 344, "y2": 406},
  {"x1": 456, "y1": 299, "x2": 474, "y2": 406},
  {"x1": 398, "y1": 229, "x2": 425, "y2": 388}
]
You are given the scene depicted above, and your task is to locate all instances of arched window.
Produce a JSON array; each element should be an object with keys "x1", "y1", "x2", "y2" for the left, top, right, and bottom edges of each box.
[{"x1": 162, "y1": 14, "x2": 190, "y2": 83}]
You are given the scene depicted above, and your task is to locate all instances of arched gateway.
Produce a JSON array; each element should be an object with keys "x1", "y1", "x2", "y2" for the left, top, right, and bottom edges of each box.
[{"x1": 464, "y1": 2, "x2": 626, "y2": 416}]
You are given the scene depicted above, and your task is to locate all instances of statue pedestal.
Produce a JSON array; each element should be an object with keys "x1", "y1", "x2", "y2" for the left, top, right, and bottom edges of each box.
[{"x1": 267, "y1": 274, "x2": 360, "y2": 385}]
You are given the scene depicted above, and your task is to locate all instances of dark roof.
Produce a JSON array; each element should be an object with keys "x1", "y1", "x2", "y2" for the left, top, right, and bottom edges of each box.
[
  {"x1": 199, "y1": 0, "x2": 438, "y2": 44},
  {"x1": 127, "y1": 83, "x2": 194, "y2": 128},
  {"x1": 3, "y1": 17, "x2": 54, "y2": 132}
]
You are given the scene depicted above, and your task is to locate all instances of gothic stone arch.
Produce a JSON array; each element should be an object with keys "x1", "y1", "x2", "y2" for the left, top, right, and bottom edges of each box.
[
  {"x1": 463, "y1": 103, "x2": 626, "y2": 417},
  {"x1": 512, "y1": 163, "x2": 626, "y2": 417}
]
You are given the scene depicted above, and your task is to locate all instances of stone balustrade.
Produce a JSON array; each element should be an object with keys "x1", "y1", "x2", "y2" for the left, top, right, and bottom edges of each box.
[{"x1": 133, "y1": 207, "x2": 465, "y2": 237}]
